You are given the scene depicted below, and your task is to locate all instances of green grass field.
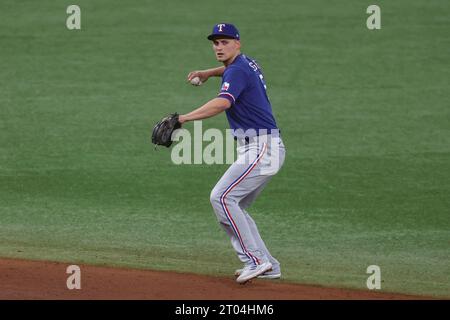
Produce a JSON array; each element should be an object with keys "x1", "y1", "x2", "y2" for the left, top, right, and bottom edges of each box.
[{"x1": 0, "y1": 0, "x2": 449, "y2": 297}]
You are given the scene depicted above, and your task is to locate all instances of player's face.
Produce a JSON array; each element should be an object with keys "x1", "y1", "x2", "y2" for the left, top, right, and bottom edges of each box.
[{"x1": 212, "y1": 38, "x2": 241, "y2": 64}]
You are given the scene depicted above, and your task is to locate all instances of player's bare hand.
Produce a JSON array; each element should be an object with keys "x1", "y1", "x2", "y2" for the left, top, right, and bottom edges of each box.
[
  {"x1": 187, "y1": 71, "x2": 209, "y2": 84},
  {"x1": 178, "y1": 114, "x2": 188, "y2": 124}
]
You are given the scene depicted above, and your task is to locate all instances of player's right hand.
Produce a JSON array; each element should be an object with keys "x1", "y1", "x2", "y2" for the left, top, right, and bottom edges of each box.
[{"x1": 187, "y1": 70, "x2": 209, "y2": 84}]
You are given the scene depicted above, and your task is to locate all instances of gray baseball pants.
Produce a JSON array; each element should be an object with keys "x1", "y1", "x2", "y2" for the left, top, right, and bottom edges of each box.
[{"x1": 210, "y1": 134, "x2": 286, "y2": 268}]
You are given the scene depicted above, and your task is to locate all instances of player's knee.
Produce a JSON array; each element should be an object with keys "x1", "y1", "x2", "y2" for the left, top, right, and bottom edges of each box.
[
  {"x1": 210, "y1": 188, "x2": 222, "y2": 207},
  {"x1": 211, "y1": 188, "x2": 240, "y2": 207}
]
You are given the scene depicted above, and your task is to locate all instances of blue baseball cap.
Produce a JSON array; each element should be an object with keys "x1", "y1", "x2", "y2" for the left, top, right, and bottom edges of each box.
[{"x1": 207, "y1": 23, "x2": 240, "y2": 40}]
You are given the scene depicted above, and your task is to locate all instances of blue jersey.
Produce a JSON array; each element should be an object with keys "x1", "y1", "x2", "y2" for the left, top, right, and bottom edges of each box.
[{"x1": 217, "y1": 54, "x2": 278, "y2": 135}]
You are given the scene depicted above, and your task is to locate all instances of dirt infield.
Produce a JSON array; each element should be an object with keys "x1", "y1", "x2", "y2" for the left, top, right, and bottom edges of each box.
[{"x1": 0, "y1": 258, "x2": 426, "y2": 300}]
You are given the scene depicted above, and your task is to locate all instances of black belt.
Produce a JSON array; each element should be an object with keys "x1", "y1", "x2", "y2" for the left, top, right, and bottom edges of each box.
[
  {"x1": 234, "y1": 132, "x2": 281, "y2": 145},
  {"x1": 233, "y1": 129, "x2": 281, "y2": 140},
  {"x1": 234, "y1": 136, "x2": 251, "y2": 144}
]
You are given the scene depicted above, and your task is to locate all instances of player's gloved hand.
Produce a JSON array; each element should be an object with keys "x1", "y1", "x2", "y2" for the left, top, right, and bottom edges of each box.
[
  {"x1": 151, "y1": 113, "x2": 182, "y2": 148},
  {"x1": 187, "y1": 70, "x2": 209, "y2": 84}
]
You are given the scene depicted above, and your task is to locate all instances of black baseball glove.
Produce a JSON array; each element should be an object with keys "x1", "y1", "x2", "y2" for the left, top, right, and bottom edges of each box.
[{"x1": 151, "y1": 113, "x2": 182, "y2": 148}]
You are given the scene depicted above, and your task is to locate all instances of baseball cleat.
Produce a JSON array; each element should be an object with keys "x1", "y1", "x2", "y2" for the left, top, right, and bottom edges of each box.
[
  {"x1": 257, "y1": 271, "x2": 282, "y2": 279},
  {"x1": 236, "y1": 262, "x2": 272, "y2": 283},
  {"x1": 234, "y1": 268, "x2": 244, "y2": 277},
  {"x1": 235, "y1": 266, "x2": 281, "y2": 279},
  {"x1": 239, "y1": 279, "x2": 253, "y2": 285}
]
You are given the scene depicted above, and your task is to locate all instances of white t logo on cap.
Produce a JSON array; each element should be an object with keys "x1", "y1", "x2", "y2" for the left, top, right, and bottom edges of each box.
[{"x1": 218, "y1": 24, "x2": 225, "y2": 32}]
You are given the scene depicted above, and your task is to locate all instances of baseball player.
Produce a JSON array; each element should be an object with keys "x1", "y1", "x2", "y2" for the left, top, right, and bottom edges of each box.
[{"x1": 179, "y1": 23, "x2": 286, "y2": 283}]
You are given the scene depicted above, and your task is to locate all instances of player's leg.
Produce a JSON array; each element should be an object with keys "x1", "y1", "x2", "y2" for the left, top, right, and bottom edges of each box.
[
  {"x1": 210, "y1": 160, "x2": 271, "y2": 267},
  {"x1": 217, "y1": 220, "x2": 251, "y2": 265},
  {"x1": 218, "y1": 171, "x2": 280, "y2": 273},
  {"x1": 210, "y1": 139, "x2": 285, "y2": 281},
  {"x1": 237, "y1": 138, "x2": 285, "y2": 274},
  {"x1": 237, "y1": 178, "x2": 281, "y2": 271},
  {"x1": 242, "y1": 210, "x2": 281, "y2": 277},
  {"x1": 238, "y1": 178, "x2": 271, "y2": 210},
  {"x1": 211, "y1": 170, "x2": 275, "y2": 283}
]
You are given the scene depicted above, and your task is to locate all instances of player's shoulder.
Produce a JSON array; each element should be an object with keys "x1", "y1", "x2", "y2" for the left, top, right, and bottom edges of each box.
[
  {"x1": 235, "y1": 54, "x2": 257, "y2": 70},
  {"x1": 223, "y1": 65, "x2": 248, "y2": 81},
  {"x1": 224, "y1": 55, "x2": 252, "y2": 76},
  {"x1": 243, "y1": 54, "x2": 263, "y2": 71}
]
